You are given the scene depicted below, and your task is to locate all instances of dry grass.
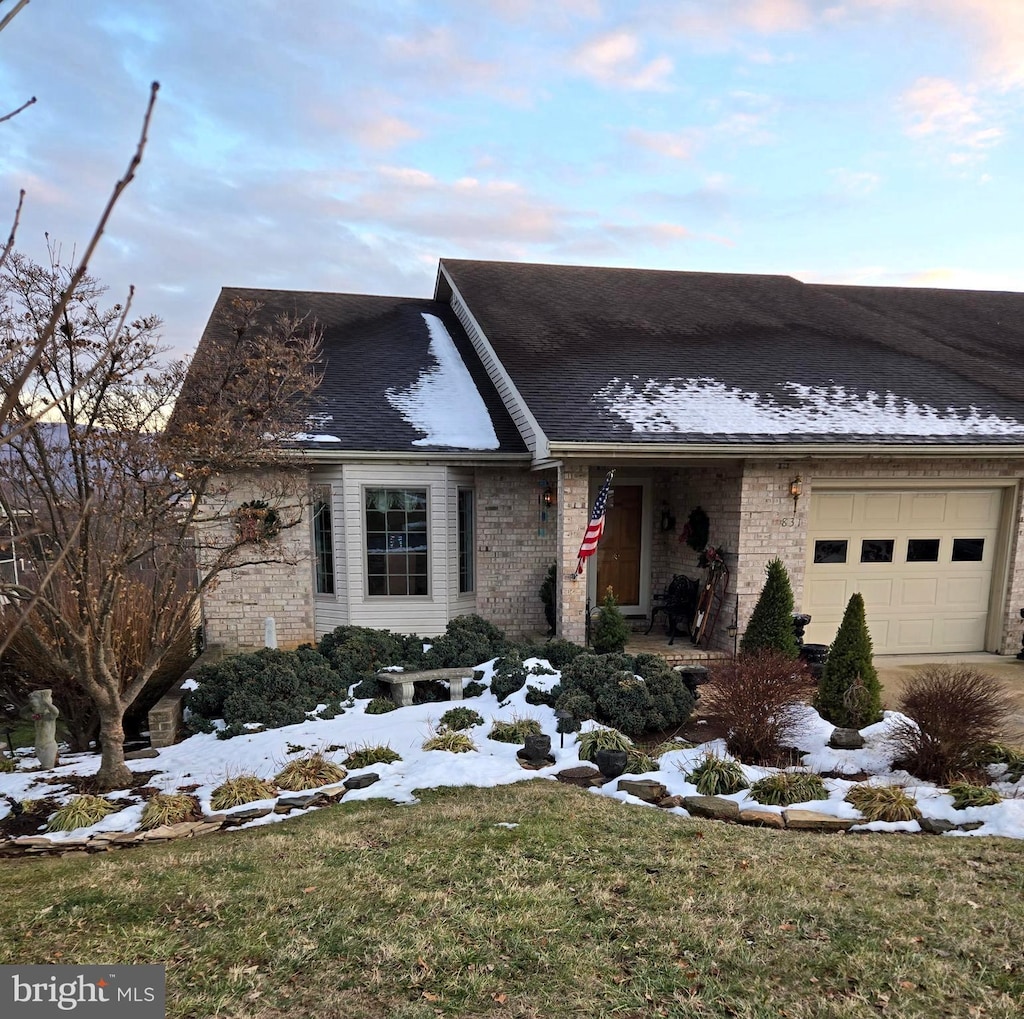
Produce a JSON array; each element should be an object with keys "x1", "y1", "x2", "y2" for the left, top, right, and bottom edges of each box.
[
  {"x1": 138, "y1": 793, "x2": 199, "y2": 830},
  {"x1": 2, "y1": 782, "x2": 1023, "y2": 1018},
  {"x1": 845, "y1": 784, "x2": 922, "y2": 822},
  {"x1": 274, "y1": 752, "x2": 347, "y2": 791},
  {"x1": 422, "y1": 730, "x2": 477, "y2": 753},
  {"x1": 209, "y1": 775, "x2": 277, "y2": 811},
  {"x1": 46, "y1": 795, "x2": 116, "y2": 833}
]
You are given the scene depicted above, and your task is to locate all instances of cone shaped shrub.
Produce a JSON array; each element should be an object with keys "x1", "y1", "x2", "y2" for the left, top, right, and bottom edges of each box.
[
  {"x1": 592, "y1": 587, "x2": 631, "y2": 654},
  {"x1": 814, "y1": 592, "x2": 882, "y2": 728},
  {"x1": 739, "y1": 558, "x2": 799, "y2": 658}
]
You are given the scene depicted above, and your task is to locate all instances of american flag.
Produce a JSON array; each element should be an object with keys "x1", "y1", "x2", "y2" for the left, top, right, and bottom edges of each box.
[{"x1": 575, "y1": 471, "x2": 614, "y2": 576}]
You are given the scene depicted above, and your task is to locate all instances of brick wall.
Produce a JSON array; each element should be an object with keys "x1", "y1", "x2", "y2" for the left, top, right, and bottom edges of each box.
[
  {"x1": 556, "y1": 464, "x2": 590, "y2": 644},
  {"x1": 196, "y1": 474, "x2": 314, "y2": 652},
  {"x1": 474, "y1": 467, "x2": 557, "y2": 638}
]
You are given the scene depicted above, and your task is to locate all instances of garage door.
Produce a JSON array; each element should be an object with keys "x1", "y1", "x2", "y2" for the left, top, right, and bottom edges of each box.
[{"x1": 803, "y1": 488, "x2": 1003, "y2": 654}]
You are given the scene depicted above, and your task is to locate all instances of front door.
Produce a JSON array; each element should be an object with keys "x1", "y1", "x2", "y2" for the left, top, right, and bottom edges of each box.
[{"x1": 596, "y1": 483, "x2": 643, "y2": 609}]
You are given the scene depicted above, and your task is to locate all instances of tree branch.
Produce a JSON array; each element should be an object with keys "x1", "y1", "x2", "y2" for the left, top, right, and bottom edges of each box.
[
  {"x1": 0, "y1": 81, "x2": 160, "y2": 430},
  {"x1": 0, "y1": 93, "x2": 35, "y2": 125},
  {"x1": 0, "y1": 0, "x2": 30, "y2": 35}
]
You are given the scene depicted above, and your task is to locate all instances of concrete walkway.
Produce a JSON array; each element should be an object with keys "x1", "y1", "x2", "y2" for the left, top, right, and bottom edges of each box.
[{"x1": 874, "y1": 653, "x2": 1024, "y2": 728}]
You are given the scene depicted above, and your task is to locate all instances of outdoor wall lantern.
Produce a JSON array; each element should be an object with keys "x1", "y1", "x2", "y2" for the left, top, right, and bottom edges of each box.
[
  {"x1": 789, "y1": 475, "x2": 803, "y2": 513},
  {"x1": 659, "y1": 501, "x2": 676, "y2": 532},
  {"x1": 541, "y1": 482, "x2": 555, "y2": 508}
]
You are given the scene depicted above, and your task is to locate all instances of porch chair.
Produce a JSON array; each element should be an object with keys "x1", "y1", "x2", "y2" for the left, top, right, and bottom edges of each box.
[{"x1": 645, "y1": 574, "x2": 699, "y2": 646}]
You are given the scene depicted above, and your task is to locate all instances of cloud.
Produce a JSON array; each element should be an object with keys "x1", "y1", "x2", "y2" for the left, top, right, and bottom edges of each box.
[
  {"x1": 571, "y1": 30, "x2": 674, "y2": 90},
  {"x1": 900, "y1": 76, "x2": 1004, "y2": 161},
  {"x1": 626, "y1": 128, "x2": 700, "y2": 161},
  {"x1": 829, "y1": 168, "x2": 882, "y2": 197}
]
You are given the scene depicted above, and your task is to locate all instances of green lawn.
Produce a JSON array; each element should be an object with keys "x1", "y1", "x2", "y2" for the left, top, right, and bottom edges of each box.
[{"x1": 1, "y1": 781, "x2": 1022, "y2": 1018}]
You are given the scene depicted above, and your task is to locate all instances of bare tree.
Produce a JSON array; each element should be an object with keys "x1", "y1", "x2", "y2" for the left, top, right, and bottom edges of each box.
[{"x1": 0, "y1": 253, "x2": 321, "y2": 788}]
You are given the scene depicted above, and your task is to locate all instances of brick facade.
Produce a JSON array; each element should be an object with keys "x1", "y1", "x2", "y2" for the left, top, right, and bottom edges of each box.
[
  {"x1": 474, "y1": 467, "x2": 557, "y2": 639},
  {"x1": 195, "y1": 456, "x2": 1024, "y2": 657}
]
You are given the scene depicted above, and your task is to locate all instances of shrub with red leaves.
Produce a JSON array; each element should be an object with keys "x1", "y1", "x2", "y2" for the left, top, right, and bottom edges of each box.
[
  {"x1": 703, "y1": 650, "x2": 813, "y2": 763},
  {"x1": 889, "y1": 666, "x2": 1015, "y2": 783}
]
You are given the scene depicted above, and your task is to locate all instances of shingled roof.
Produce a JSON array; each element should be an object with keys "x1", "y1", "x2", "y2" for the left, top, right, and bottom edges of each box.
[
  {"x1": 180, "y1": 288, "x2": 527, "y2": 456},
  {"x1": 437, "y1": 259, "x2": 1024, "y2": 447}
]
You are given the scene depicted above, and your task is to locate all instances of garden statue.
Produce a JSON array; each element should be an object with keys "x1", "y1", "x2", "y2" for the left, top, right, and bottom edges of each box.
[{"x1": 28, "y1": 689, "x2": 60, "y2": 769}]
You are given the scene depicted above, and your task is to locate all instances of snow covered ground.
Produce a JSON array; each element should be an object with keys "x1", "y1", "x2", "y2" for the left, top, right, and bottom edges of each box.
[{"x1": 3, "y1": 656, "x2": 1023, "y2": 843}]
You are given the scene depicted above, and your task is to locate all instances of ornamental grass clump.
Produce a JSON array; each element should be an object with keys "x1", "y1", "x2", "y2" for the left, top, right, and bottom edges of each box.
[
  {"x1": 422, "y1": 730, "x2": 477, "y2": 753},
  {"x1": 948, "y1": 782, "x2": 1002, "y2": 810},
  {"x1": 844, "y1": 783, "x2": 921, "y2": 823},
  {"x1": 47, "y1": 795, "x2": 117, "y2": 832},
  {"x1": 750, "y1": 771, "x2": 827, "y2": 807},
  {"x1": 685, "y1": 754, "x2": 748, "y2": 796},
  {"x1": 139, "y1": 793, "x2": 200, "y2": 830},
  {"x1": 343, "y1": 745, "x2": 401, "y2": 769},
  {"x1": 970, "y1": 742, "x2": 1024, "y2": 782},
  {"x1": 888, "y1": 666, "x2": 1014, "y2": 783},
  {"x1": 576, "y1": 726, "x2": 634, "y2": 761},
  {"x1": 488, "y1": 716, "x2": 543, "y2": 744},
  {"x1": 274, "y1": 752, "x2": 347, "y2": 791},
  {"x1": 651, "y1": 738, "x2": 696, "y2": 758},
  {"x1": 0, "y1": 755, "x2": 15, "y2": 774},
  {"x1": 625, "y1": 751, "x2": 660, "y2": 774},
  {"x1": 703, "y1": 650, "x2": 812, "y2": 763},
  {"x1": 210, "y1": 775, "x2": 278, "y2": 811}
]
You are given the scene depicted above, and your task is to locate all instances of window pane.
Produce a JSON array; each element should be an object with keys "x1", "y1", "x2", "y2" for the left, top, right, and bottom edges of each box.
[
  {"x1": 458, "y1": 489, "x2": 475, "y2": 594},
  {"x1": 952, "y1": 538, "x2": 984, "y2": 562},
  {"x1": 813, "y1": 539, "x2": 848, "y2": 564},
  {"x1": 860, "y1": 539, "x2": 894, "y2": 563},
  {"x1": 906, "y1": 539, "x2": 940, "y2": 563},
  {"x1": 365, "y1": 488, "x2": 429, "y2": 596},
  {"x1": 312, "y1": 487, "x2": 334, "y2": 595}
]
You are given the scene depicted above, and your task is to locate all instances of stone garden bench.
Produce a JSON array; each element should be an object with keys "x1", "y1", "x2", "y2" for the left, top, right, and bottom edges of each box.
[{"x1": 376, "y1": 668, "x2": 473, "y2": 708}]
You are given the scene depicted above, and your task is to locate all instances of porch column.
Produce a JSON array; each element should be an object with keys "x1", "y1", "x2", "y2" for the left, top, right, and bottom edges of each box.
[{"x1": 556, "y1": 463, "x2": 590, "y2": 644}]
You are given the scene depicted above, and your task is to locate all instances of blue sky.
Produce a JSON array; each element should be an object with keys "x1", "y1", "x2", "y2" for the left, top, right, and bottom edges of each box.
[{"x1": 2, "y1": 0, "x2": 1023, "y2": 359}]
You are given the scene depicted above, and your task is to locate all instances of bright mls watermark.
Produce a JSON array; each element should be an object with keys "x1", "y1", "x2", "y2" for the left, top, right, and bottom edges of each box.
[{"x1": 1, "y1": 965, "x2": 165, "y2": 1017}]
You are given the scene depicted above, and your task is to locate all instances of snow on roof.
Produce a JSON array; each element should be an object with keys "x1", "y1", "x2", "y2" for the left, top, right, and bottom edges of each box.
[
  {"x1": 385, "y1": 313, "x2": 499, "y2": 449},
  {"x1": 595, "y1": 377, "x2": 1024, "y2": 438}
]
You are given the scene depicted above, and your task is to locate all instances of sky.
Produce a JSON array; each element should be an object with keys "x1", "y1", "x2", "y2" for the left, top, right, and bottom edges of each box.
[
  {"x1": 4, "y1": 656, "x2": 1024, "y2": 842},
  {"x1": 2, "y1": 0, "x2": 1024, "y2": 361}
]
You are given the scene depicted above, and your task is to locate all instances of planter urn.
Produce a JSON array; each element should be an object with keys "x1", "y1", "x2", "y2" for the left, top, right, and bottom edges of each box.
[{"x1": 594, "y1": 749, "x2": 628, "y2": 779}]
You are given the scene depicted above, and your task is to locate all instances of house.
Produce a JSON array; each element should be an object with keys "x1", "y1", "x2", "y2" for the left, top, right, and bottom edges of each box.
[{"x1": 180, "y1": 259, "x2": 1024, "y2": 658}]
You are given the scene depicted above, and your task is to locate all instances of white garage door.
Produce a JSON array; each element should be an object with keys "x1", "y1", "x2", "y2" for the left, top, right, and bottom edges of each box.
[{"x1": 803, "y1": 488, "x2": 1003, "y2": 654}]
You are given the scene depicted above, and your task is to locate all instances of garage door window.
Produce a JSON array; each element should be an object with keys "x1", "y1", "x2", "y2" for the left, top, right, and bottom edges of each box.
[
  {"x1": 952, "y1": 538, "x2": 985, "y2": 562},
  {"x1": 813, "y1": 540, "x2": 848, "y2": 564},
  {"x1": 860, "y1": 539, "x2": 894, "y2": 563},
  {"x1": 906, "y1": 539, "x2": 940, "y2": 563}
]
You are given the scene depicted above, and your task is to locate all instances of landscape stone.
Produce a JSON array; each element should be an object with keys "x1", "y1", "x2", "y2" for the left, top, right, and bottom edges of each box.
[
  {"x1": 829, "y1": 728, "x2": 865, "y2": 750},
  {"x1": 556, "y1": 766, "x2": 603, "y2": 787},
  {"x1": 229, "y1": 806, "x2": 274, "y2": 822},
  {"x1": 739, "y1": 808, "x2": 786, "y2": 829},
  {"x1": 782, "y1": 809, "x2": 854, "y2": 832},
  {"x1": 617, "y1": 779, "x2": 669, "y2": 803},
  {"x1": 278, "y1": 793, "x2": 324, "y2": 810},
  {"x1": 683, "y1": 795, "x2": 740, "y2": 820},
  {"x1": 657, "y1": 795, "x2": 685, "y2": 809},
  {"x1": 344, "y1": 773, "x2": 380, "y2": 790},
  {"x1": 124, "y1": 747, "x2": 160, "y2": 760},
  {"x1": 919, "y1": 817, "x2": 957, "y2": 834}
]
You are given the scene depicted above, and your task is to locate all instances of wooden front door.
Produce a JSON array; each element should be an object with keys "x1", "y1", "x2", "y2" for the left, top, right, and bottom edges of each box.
[{"x1": 596, "y1": 484, "x2": 643, "y2": 607}]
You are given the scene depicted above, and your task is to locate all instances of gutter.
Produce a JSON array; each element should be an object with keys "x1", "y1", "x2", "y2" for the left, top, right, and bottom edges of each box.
[{"x1": 546, "y1": 441, "x2": 1024, "y2": 460}]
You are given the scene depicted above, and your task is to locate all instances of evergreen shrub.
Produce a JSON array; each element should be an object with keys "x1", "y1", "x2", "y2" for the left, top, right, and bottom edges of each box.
[
  {"x1": 554, "y1": 652, "x2": 694, "y2": 736},
  {"x1": 813, "y1": 593, "x2": 882, "y2": 728},
  {"x1": 739, "y1": 558, "x2": 799, "y2": 657},
  {"x1": 439, "y1": 706, "x2": 485, "y2": 731},
  {"x1": 490, "y1": 653, "x2": 528, "y2": 702},
  {"x1": 538, "y1": 638, "x2": 587, "y2": 670},
  {"x1": 185, "y1": 647, "x2": 345, "y2": 736},
  {"x1": 592, "y1": 588, "x2": 630, "y2": 655},
  {"x1": 423, "y1": 615, "x2": 510, "y2": 669}
]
